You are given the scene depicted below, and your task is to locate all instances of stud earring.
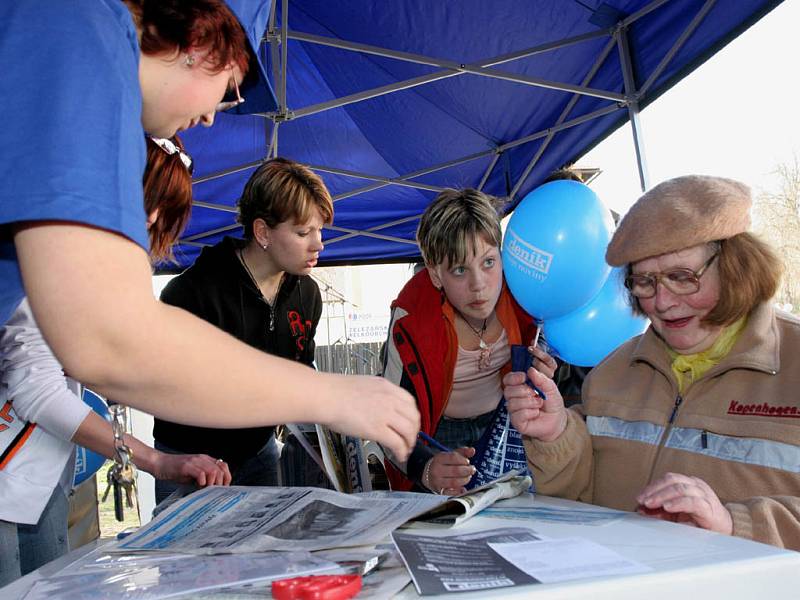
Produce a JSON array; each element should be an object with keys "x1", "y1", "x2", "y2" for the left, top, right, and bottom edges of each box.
[{"x1": 184, "y1": 54, "x2": 196, "y2": 67}]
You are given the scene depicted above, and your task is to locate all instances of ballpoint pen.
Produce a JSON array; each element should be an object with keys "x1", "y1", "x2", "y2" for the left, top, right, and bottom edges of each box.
[{"x1": 417, "y1": 431, "x2": 453, "y2": 453}]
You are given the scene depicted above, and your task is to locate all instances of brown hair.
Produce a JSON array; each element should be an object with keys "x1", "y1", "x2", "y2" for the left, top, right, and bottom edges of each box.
[
  {"x1": 543, "y1": 167, "x2": 583, "y2": 183},
  {"x1": 237, "y1": 158, "x2": 334, "y2": 238},
  {"x1": 626, "y1": 233, "x2": 783, "y2": 326},
  {"x1": 124, "y1": 0, "x2": 250, "y2": 75},
  {"x1": 144, "y1": 136, "x2": 193, "y2": 263},
  {"x1": 416, "y1": 188, "x2": 503, "y2": 267}
]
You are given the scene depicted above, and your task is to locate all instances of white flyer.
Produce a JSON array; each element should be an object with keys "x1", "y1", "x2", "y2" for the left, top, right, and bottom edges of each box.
[{"x1": 488, "y1": 537, "x2": 652, "y2": 583}]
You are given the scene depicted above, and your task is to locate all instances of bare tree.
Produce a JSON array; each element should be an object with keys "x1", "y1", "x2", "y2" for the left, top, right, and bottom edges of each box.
[{"x1": 753, "y1": 155, "x2": 800, "y2": 309}]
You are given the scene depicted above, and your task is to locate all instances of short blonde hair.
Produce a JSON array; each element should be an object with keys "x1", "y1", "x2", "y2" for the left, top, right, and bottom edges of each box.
[
  {"x1": 416, "y1": 188, "x2": 502, "y2": 267},
  {"x1": 626, "y1": 233, "x2": 783, "y2": 325},
  {"x1": 237, "y1": 158, "x2": 333, "y2": 238}
]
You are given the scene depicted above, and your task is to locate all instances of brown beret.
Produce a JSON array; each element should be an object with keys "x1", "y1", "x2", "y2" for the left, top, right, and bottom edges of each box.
[{"x1": 606, "y1": 175, "x2": 752, "y2": 266}]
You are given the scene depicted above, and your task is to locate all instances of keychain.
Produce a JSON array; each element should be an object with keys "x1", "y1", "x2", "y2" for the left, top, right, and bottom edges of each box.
[{"x1": 100, "y1": 403, "x2": 138, "y2": 521}]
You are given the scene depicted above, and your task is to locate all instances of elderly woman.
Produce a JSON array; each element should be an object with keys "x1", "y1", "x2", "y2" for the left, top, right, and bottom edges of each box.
[{"x1": 504, "y1": 175, "x2": 800, "y2": 550}]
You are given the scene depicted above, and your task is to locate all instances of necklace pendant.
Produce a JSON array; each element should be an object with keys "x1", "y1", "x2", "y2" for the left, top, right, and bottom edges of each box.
[
  {"x1": 478, "y1": 339, "x2": 488, "y2": 350},
  {"x1": 269, "y1": 311, "x2": 275, "y2": 332}
]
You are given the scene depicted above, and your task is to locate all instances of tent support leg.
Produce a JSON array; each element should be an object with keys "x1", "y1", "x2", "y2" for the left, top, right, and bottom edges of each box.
[{"x1": 617, "y1": 26, "x2": 650, "y2": 192}]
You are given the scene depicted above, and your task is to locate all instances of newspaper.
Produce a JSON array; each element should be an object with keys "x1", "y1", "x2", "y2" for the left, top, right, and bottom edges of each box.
[
  {"x1": 115, "y1": 473, "x2": 531, "y2": 556},
  {"x1": 315, "y1": 424, "x2": 372, "y2": 493},
  {"x1": 410, "y1": 471, "x2": 533, "y2": 526},
  {"x1": 116, "y1": 486, "x2": 444, "y2": 554},
  {"x1": 286, "y1": 424, "x2": 372, "y2": 493},
  {"x1": 392, "y1": 527, "x2": 543, "y2": 595}
]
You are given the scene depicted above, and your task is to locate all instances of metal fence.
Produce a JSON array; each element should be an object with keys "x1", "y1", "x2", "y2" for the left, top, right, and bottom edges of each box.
[{"x1": 314, "y1": 341, "x2": 384, "y2": 376}]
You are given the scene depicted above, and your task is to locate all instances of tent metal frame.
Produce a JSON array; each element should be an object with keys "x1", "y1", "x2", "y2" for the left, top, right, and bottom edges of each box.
[{"x1": 187, "y1": 0, "x2": 717, "y2": 249}]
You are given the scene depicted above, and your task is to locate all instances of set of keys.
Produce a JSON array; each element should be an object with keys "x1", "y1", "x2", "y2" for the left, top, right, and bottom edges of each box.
[{"x1": 101, "y1": 403, "x2": 138, "y2": 522}]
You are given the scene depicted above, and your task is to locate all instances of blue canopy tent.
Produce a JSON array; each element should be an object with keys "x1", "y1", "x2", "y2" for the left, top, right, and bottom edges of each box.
[{"x1": 166, "y1": 0, "x2": 782, "y2": 272}]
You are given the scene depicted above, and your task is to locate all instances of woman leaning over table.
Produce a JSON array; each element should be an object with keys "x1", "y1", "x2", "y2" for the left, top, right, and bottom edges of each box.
[
  {"x1": 504, "y1": 175, "x2": 800, "y2": 550},
  {"x1": 0, "y1": 0, "x2": 417, "y2": 470}
]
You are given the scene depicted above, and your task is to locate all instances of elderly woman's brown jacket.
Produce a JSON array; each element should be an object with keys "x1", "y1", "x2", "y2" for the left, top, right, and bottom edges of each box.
[{"x1": 524, "y1": 302, "x2": 800, "y2": 550}]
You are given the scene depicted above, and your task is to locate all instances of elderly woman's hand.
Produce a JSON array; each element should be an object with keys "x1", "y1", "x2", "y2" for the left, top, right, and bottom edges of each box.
[
  {"x1": 636, "y1": 472, "x2": 733, "y2": 535},
  {"x1": 504, "y1": 366, "x2": 567, "y2": 442}
]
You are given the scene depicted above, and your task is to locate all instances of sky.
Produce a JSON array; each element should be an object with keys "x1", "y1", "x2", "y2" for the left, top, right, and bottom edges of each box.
[{"x1": 576, "y1": 0, "x2": 800, "y2": 215}]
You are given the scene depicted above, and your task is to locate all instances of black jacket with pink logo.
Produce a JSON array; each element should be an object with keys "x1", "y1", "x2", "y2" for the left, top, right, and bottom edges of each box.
[{"x1": 153, "y1": 236, "x2": 321, "y2": 468}]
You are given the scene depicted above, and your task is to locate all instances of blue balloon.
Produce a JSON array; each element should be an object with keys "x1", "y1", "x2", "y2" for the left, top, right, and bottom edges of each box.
[
  {"x1": 73, "y1": 389, "x2": 111, "y2": 486},
  {"x1": 503, "y1": 180, "x2": 614, "y2": 319},
  {"x1": 543, "y1": 268, "x2": 650, "y2": 367}
]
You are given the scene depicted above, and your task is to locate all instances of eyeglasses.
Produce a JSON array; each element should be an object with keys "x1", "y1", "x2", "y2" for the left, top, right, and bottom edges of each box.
[
  {"x1": 624, "y1": 251, "x2": 719, "y2": 299},
  {"x1": 150, "y1": 137, "x2": 194, "y2": 175},
  {"x1": 215, "y1": 70, "x2": 244, "y2": 113}
]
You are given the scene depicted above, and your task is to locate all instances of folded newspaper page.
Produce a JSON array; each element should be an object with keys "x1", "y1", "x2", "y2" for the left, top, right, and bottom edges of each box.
[
  {"x1": 410, "y1": 471, "x2": 533, "y2": 526},
  {"x1": 116, "y1": 486, "x2": 445, "y2": 554}
]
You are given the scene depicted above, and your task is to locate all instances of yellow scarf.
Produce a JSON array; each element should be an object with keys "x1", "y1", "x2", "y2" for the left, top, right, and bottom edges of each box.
[{"x1": 668, "y1": 317, "x2": 747, "y2": 394}]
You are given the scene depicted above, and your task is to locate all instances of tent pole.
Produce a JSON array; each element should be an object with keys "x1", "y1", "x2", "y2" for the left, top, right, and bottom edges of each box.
[
  {"x1": 268, "y1": 124, "x2": 279, "y2": 159},
  {"x1": 279, "y1": 0, "x2": 288, "y2": 114},
  {"x1": 477, "y1": 152, "x2": 501, "y2": 191},
  {"x1": 181, "y1": 223, "x2": 241, "y2": 243},
  {"x1": 325, "y1": 225, "x2": 416, "y2": 246},
  {"x1": 287, "y1": 30, "x2": 622, "y2": 120},
  {"x1": 617, "y1": 26, "x2": 650, "y2": 192},
  {"x1": 508, "y1": 35, "x2": 617, "y2": 200},
  {"x1": 639, "y1": 0, "x2": 717, "y2": 97},
  {"x1": 332, "y1": 103, "x2": 621, "y2": 203},
  {"x1": 307, "y1": 164, "x2": 443, "y2": 193},
  {"x1": 323, "y1": 215, "x2": 421, "y2": 246},
  {"x1": 266, "y1": 1, "x2": 278, "y2": 157}
]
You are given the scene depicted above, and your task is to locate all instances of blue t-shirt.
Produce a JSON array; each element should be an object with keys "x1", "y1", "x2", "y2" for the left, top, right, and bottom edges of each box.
[{"x1": 0, "y1": 0, "x2": 149, "y2": 325}]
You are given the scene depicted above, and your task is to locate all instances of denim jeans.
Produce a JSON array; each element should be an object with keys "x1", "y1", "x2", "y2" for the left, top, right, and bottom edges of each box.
[
  {"x1": 434, "y1": 409, "x2": 495, "y2": 450},
  {"x1": 0, "y1": 485, "x2": 69, "y2": 587},
  {"x1": 153, "y1": 436, "x2": 280, "y2": 507}
]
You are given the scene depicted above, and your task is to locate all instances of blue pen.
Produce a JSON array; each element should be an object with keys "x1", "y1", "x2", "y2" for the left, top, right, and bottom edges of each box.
[
  {"x1": 417, "y1": 431, "x2": 453, "y2": 453},
  {"x1": 511, "y1": 344, "x2": 547, "y2": 401}
]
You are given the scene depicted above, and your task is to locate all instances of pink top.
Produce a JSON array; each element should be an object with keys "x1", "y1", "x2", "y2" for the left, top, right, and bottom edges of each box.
[{"x1": 445, "y1": 328, "x2": 510, "y2": 418}]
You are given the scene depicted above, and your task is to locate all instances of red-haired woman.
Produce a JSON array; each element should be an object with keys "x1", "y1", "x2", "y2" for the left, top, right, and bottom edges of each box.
[
  {"x1": 0, "y1": 1, "x2": 418, "y2": 486},
  {"x1": 144, "y1": 136, "x2": 194, "y2": 264}
]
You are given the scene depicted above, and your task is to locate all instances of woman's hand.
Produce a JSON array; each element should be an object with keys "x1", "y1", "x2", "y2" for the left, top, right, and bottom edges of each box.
[
  {"x1": 504, "y1": 366, "x2": 567, "y2": 442},
  {"x1": 423, "y1": 447, "x2": 476, "y2": 495},
  {"x1": 152, "y1": 452, "x2": 232, "y2": 488},
  {"x1": 529, "y1": 344, "x2": 558, "y2": 379},
  {"x1": 636, "y1": 472, "x2": 733, "y2": 535},
  {"x1": 325, "y1": 374, "x2": 420, "y2": 462}
]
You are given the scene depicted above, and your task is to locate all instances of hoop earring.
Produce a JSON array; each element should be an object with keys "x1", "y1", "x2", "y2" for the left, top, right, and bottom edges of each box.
[{"x1": 184, "y1": 54, "x2": 196, "y2": 67}]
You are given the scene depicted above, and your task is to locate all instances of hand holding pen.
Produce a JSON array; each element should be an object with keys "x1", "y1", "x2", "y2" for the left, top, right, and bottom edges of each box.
[
  {"x1": 504, "y1": 340, "x2": 568, "y2": 442},
  {"x1": 417, "y1": 432, "x2": 476, "y2": 495},
  {"x1": 528, "y1": 328, "x2": 559, "y2": 383}
]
